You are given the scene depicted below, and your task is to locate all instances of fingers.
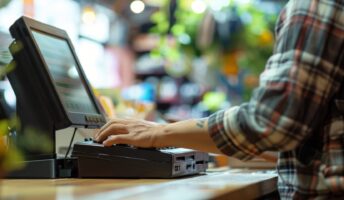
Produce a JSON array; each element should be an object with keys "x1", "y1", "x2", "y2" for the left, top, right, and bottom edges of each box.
[
  {"x1": 95, "y1": 124, "x2": 128, "y2": 142},
  {"x1": 96, "y1": 119, "x2": 123, "y2": 136},
  {"x1": 94, "y1": 118, "x2": 157, "y2": 147},
  {"x1": 103, "y1": 135, "x2": 133, "y2": 147},
  {"x1": 95, "y1": 118, "x2": 131, "y2": 138}
]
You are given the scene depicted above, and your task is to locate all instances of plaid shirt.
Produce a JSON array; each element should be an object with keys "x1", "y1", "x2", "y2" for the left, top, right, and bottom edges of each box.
[{"x1": 208, "y1": 0, "x2": 344, "y2": 199}]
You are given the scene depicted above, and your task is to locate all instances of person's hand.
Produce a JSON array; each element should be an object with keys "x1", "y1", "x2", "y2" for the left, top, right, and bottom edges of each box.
[
  {"x1": 94, "y1": 118, "x2": 166, "y2": 148},
  {"x1": 95, "y1": 117, "x2": 223, "y2": 155}
]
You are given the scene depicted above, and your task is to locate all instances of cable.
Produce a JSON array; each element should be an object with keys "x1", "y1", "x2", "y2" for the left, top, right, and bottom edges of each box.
[
  {"x1": 65, "y1": 127, "x2": 77, "y2": 160},
  {"x1": 60, "y1": 127, "x2": 77, "y2": 177}
]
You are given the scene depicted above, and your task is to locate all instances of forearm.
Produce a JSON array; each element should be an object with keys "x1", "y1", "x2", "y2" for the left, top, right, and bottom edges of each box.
[{"x1": 156, "y1": 118, "x2": 223, "y2": 154}]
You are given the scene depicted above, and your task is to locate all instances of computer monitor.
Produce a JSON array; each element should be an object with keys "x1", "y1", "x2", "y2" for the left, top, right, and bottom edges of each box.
[
  {"x1": 8, "y1": 16, "x2": 106, "y2": 131},
  {"x1": 30, "y1": 29, "x2": 104, "y2": 126},
  {"x1": 6, "y1": 16, "x2": 106, "y2": 174}
]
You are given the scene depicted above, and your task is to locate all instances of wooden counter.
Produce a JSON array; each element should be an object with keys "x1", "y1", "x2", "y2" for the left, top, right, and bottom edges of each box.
[{"x1": 0, "y1": 168, "x2": 277, "y2": 200}]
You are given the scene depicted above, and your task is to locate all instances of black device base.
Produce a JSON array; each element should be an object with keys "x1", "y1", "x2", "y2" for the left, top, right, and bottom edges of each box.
[
  {"x1": 6, "y1": 157, "x2": 78, "y2": 178},
  {"x1": 72, "y1": 141, "x2": 209, "y2": 178}
]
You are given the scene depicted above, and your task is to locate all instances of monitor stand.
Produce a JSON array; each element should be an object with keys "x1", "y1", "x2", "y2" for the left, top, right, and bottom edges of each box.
[
  {"x1": 7, "y1": 157, "x2": 78, "y2": 178},
  {"x1": 7, "y1": 159, "x2": 57, "y2": 178},
  {"x1": 6, "y1": 40, "x2": 77, "y2": 178},
  {"x1": 5, "y1": 99, "x2": 77, "y2": 178}
]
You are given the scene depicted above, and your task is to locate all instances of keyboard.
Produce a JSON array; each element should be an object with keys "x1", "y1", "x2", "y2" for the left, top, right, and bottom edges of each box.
[{"x1": 71, "y1": 141, "x2": 209, "y2": 178}]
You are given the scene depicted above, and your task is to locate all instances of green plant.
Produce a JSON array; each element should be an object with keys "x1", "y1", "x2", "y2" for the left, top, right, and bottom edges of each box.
[
  {"x1": 0, "y1": 42, "x2": 53, "y2": 174},
  {"x1": 149, "y1": 1, "x2": 277, "y2": 70},
  {"x1": 150, "y1": 0, "x2": 208, "y2": 77},
  {"x1": 0, "y1": 59, "x2": 23, "y2": 173},
  {"x1": 0, "y1": 118, "x2": 23, "y2": 173},
  {"x1": 149, "y1": 0, "x2": 280, "y2": 101},
  {"x1": 234, "y1": 3, "x2": 276, "y2": 75}
]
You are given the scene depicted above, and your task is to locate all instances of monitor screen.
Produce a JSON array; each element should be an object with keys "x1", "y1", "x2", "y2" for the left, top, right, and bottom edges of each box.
[{"x1": 31, "y1": 30, "x2": 99, "y2": 116}]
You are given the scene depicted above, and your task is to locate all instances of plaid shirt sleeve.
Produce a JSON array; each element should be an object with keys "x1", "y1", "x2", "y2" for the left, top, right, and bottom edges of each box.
[{"x1": 208, "y1": 0, "x2": 344, "y2": 161}]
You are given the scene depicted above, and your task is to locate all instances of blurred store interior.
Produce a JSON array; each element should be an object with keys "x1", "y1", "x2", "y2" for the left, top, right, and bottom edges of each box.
[{"x1": 0, "y1": 0, "x2": 287, "y2": 126}]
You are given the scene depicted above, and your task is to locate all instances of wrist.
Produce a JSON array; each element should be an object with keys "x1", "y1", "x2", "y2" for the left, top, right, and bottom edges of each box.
[{"x1": 154, "y1": 123, "x2": 174, "y2": 147}]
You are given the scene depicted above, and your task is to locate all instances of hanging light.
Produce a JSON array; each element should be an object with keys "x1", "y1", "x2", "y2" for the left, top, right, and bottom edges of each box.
[
  {"x1": 82, "y1": 5, "x2": 96, "y2": 24},
  {"x1": 130, "y1": 0, "x2": 145, "y2": 14}
]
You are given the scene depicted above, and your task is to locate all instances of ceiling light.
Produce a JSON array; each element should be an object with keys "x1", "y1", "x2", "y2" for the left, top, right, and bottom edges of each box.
[
  {"x1": 82, "y1": 6, "x2": 96, "y2": 24},
  {"x1": 130, "y1": 0, "x2": 145, "y2": 14}
]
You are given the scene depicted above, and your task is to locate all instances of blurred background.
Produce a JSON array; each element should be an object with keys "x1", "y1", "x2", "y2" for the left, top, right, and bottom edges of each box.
[{"x1": 0, "y1": 0, "x2": 287, "y2": 121}]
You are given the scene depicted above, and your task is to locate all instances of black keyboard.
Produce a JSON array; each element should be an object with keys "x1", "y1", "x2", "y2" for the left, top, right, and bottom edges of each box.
[{"x1": 85, "y1": 137, "x2": 176, "y2": 151}]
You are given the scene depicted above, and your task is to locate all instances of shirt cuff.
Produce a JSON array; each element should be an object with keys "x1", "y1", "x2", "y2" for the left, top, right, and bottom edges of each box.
[{"x1": 208, "y1": 107, "x2": 258, "y2": 161}]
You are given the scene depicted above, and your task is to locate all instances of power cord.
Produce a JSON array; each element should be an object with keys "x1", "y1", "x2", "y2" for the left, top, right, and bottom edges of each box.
[
  {"x1": 65, "y1": 127, "x2": 77, "y2": 160},
  {"x1": 60, "y1": 127, "x2": 77, "y2": 178}
]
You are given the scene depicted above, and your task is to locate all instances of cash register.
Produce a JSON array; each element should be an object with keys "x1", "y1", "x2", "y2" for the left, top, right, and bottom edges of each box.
[{"x1": 6, "y1": 16, "x2": 208, "y2": 178}]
